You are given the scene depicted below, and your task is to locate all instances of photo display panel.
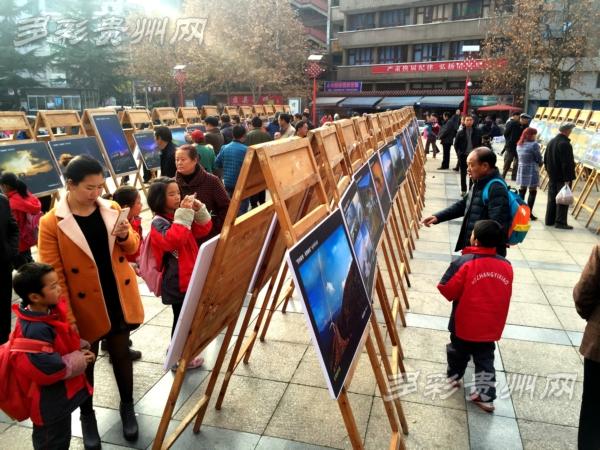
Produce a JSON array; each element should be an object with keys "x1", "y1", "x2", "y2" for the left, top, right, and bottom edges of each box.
[
  {"x1": 353, "y1": 161, "x2": 385, "y2": 245},
  {"x1": 0, "y1": 142, "x2": 63, "y2": 196},
  {"x1": 402, "y1": 128, "x2": 415, "y2": 161},
  {"x1": 91, "y1": 114, "x2": 138, "y2": 176},
  {"x1": 391, "y1": 133, "x2": 408, "y2": 185},
  {"x1": 171, "y1": 127, "x2": 187, "y2": 147},
  {"x1": 49, "y1": 137, "x2": 110, "y2": 178},
  {"x1": 368, "y1": 152, "x2": 392, "y2": 218},
  {"x1": 339, "y1": 181, "x2": 378, "y2": 299},
  {"x1": 379, "y1": 145, "x2": 398, "y2": 199},
  {"x1": 411, "y1": 118, "x2": 419, "y2": 149},
  {"x1": 133, "y1": 131, "x2": 161, "y2": 170},
  {"x1": 582, "y1": 132, "x2": 600, "y2": 168},
  {"x1": 287, "y1": 209, "x2": 372, "y2": 399}
]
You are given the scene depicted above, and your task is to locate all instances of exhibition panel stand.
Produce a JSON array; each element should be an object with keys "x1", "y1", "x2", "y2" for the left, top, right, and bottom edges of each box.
[
  {"x1": 239, "y1": 105, "x2": 253, "y2": 119},
  {"x1": 223, "y1": 105, "x2": 239, "y2": 117},
  {"x1": 120, "y1": 109, "x2": 155, "y2": 196},
  {"x1": 200, "y1": 105, "x2": 219, "y2": 118},
  {"x1": 0, "y1": 111, "x2": 36, "y2": 143},
  {"x1": 177, "y1": 106, "x2": 201, "y2": 125},
  {"x1": 252, "y1": 104, "x2": 267, "y2": 119},
  {"x1": 34, "y1": 110, "x2": 86, "y2": 141},
  {"x1": 151, "y1": 107, "x2": 178, "y2": 126}
]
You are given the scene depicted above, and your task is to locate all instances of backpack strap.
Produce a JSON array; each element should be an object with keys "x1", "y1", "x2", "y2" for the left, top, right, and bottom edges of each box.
[
  {"x1": 482, "y1": 178, "x2": 508, "y2": 204},
  {"x1": 10, "y1": 338, "x2": 54, "y2": 354}
]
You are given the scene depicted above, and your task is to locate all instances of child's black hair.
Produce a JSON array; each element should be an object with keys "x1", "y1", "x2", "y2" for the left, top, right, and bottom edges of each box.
[
  {"x1": 147, "y1": 176, "x2": 177, "y2": 215},
  {"x1": 112, "y1": 185, "x2": 140, "y2": 209},
  {"x1": 13, "y1": 262, "x2": 55, "y2": 306},
  {"x1": 473, "y1": 219, "x2": 505, "y2": 248}
]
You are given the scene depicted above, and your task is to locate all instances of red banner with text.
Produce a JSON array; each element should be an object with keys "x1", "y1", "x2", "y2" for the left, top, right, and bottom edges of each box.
[{"x1": 228, "y1": 94, "x2": 284, "y2": 106}]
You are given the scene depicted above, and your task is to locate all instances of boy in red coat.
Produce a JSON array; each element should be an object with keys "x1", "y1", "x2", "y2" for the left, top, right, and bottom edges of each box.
[
  {"x1": 437, "y1": 220, "x2": 513, "y2": 413},
  {"x1": 12, "y1": 263, "x2": 94, "y2": 449}
]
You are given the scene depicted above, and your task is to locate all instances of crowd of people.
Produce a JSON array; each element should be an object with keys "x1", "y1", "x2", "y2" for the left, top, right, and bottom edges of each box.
[{"x1": 0, "y1": 107, "x2": 597, "y2": 450}]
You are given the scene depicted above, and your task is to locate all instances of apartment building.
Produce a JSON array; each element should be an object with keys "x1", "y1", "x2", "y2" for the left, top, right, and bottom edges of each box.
[{"x1": 324, "y1": 0, "x2": 508, "y2": 112}]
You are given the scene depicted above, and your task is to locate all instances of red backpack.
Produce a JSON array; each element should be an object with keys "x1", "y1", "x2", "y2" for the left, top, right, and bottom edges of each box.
[
  {"x1": 0, "y1": 333, "x2": 54, "y2": 421},
  {"x1": 21, "y1": 211, "x2": 43, "y2": 249}
]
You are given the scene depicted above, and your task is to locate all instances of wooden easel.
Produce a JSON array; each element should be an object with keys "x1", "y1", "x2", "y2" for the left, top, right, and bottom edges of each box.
[
  {"x1": 201, "y1": 105, "x2": 219, "y2": 118},
  {"x1": 253, "y1": 137, "x2": 407, "y2": 449},
  {"x1": 0, "y1": 111, "x2": 36, "y2": 143},
  {"x1": 223, "y1": 105, "x2": 239, "y2": 117},
  {"x1": 177, "y1": 107, "x2": 201, "y2": 125},
  {"x1": 273, "y1": 104, "x2": 285, "y2": 113},
  {"x1": 253, "y1": 104, "x2": 267, "y2": 119},
  {"x1": 33, "y1": 110, "x2": 86, "y2": 141},
  {"x1": 239, "y1": 105, "x2": 253, "y2": 119},
  {"x1": 264, "y1": 104, "x2": 276, "y2": 116},
  {"x1": 151, "y1": 107, "x2": 178, "y2": 126},
  {"x1": 283, "y1": 104, "x2": 291, "y2": 113},
  {"x1": 120, "y1": 109, "x2": 154, "y2": 196}
]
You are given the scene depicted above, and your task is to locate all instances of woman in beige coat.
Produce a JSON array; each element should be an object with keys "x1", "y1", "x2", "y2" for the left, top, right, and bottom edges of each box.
[
  {"x1": 573, "y1": 244, "x2": 600, "y2": 450},
  {"x1": 38, "y1": 156, "x2": 143, "y2": 448}
]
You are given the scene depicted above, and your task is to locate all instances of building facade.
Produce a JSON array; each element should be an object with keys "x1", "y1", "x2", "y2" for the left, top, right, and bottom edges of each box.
[{"x1": 325, "y1": 0, "x2": 507, "y2": 112}]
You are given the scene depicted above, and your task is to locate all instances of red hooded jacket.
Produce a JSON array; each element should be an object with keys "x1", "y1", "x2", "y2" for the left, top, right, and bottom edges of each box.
[
  {"x1": 12, "y1": 299, "x2": 91, "y2": 426},
  {"x1": 127, "y1": 216, "x2": 143, "y2": 263},
  {"x1": 7, "y1": 190, "x2": 41, "y2": 252},
  {"x1": 437, "y1": 246, "x2": 513, "y2": 342}
]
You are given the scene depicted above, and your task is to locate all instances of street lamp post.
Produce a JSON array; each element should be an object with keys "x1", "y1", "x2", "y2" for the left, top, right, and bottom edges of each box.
[
  {"x1": 173, "y1": 64, "x2": 187, "y2": 108},
  {"x1": 461, "y1": 45, "x2": 480, "y2": 117},
  {"x1": 306, "y1": 54, "x2": 324, "y2": 126}
]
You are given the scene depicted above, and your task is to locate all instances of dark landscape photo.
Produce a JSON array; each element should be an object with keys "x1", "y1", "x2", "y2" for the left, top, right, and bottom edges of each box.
[
  {"x1": 369, "y1": 153, "x2": 392, "y2": 218},
  {"x1": 49, "y1": 137, "x2": 110, "y2": 177},
  {"x1": 134, "y1": 131, "x2": 161, "y2": 170},
  {"x1": 92, "y1": 114, "x2": 137, "y2": 175},
  {"x1": 379, "y1": 146, "x2": 398, "y2": 199},
  {"x1": 288, "y1": 210, "x2": 371, "y2": 399},
  {"x1": 0, "y1": 142, "x2": 63, "y2": 195}
]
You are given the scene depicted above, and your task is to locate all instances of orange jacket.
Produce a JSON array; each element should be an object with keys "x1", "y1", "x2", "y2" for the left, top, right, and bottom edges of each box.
[{"x1": 37, "y1": 196, "x2": 144, "y2": 343}]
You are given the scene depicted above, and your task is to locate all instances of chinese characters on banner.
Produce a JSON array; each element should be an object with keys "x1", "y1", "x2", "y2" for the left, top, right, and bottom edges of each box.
[
  {"x1": 370, "y1": 59, "x2": 507, "y2": 74},
  {"x1": 228, "y1": 95, "x2": 284, "y2": 106},
  {"x1": 13, "y1": 15, "x2": 207, "y2": 47}
]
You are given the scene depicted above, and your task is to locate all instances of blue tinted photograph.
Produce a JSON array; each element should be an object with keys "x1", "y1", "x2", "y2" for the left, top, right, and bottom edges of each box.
[
  {"x1": 49, "y1": 137, "x2": 110, "y2": 178},
  {"x1": 379, "y1": 147, "x2": 397, "y2": 199},
  {"x1": 354, "y1": 162, "x2": 384, "y2": 244},
  {"x1": 92, "y1": 114, "x2": 137, "y2": 175},
  {"x1": 133, "y1": 131, "x2": 161, "y2": 170},
  {"x1": 288, "y1": 210, "x2": 371, "y2": 399},
  {"x1": 369, "y1": 153, "x2": 391, "y2": 218},
  {"x1": 171, "y1": 127, "x2": 187, "y2": 147}
]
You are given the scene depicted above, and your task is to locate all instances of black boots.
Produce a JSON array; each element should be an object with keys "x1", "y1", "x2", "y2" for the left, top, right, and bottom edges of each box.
[
  {"x1": 527, "y1": 190, "x2": 537, "y2": 221},
  {"x1": 119, "y1": 401, "x2": 139, "y2": 441},
  {"x1": 81, "y1": 410, "x2": 101, "y2": 450}
]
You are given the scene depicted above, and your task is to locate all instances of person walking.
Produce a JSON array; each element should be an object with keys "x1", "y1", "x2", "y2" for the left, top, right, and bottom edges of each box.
[
  {"x1": 502, "y1": 113, "x2": 530, "y2": 180},
  {"x1": 155, "y1": 126, "x2": 177, "y2": 178},
  {"x1": 204, "y1": 116, "x2": 225, "y2": 154},
  {"x1": 515, "y1": 127, "x2": 542, "y2": 220},
  {"x1": 0, "y1": 172, "x2": 42, "y2": 268},
  {"x1": 544, "y1": 122, "x2": 576, "y2": 229},
  {"x1": 0, "y1": 191, "x2": 18, "y2": 344},
  {"x1": 422, "y1": 147, "x2": 511, "y2": 257},
  {"x1": 190, "y1": 129, "x2": 216, "y2": 174},
  {"x1": 245, "y1": 117, "x2": 272, "y2": 208},
  {"x1": 453, "y1": 116, "x2": 482, "y2": 195},
  {"x1": 573, "y1": 244, "x2": 600, "y2": 450},
  {"x1": 424, "y1": 116, "x2": 440, "y2": 158},
  {"x1": 215, "y1": 125, "x2": 249, "y2": 215},
  {"x1": 37, "y1": 156, "x2": 144, "y2": 448},
  {"x1": 438, "y1": 112, "x2": 459, "y2": 170}
]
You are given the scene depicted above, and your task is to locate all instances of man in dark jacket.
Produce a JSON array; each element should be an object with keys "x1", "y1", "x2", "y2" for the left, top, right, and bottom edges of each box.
[
  {"x1": 502, "y1": 113, "x2": 530, "y2": 180},
  {"x1": 454, "y1": 116, "x2": 483, "y2": 194},
  {"x1": 204, "y1": 116, "x2": 224, "y2": 154},
  {"x1": 438, "y1": 111, "x2": 459, "y2": 170},
  {"x1": 220, "y1": 114, "x2": 234, "y2": 145},
  {"x1": 0, "y1": 193, "x2": 19, "y2": 343},
  {"x1": 423, "y1": 147, "x2": 511, "y2": 257},
  {"x1": 544, "y1": 122, "x2": 576, "y2": 229},
  {"x1": 155, "y1": 126, "x2": 177, "y2": 178}
]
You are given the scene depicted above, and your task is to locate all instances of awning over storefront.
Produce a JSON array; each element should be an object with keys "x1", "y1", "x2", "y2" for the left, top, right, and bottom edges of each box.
[
  {"x1": 377, "y1": 96, "x2": 423, "y2": 109},
  {"x1": 313, "y1": 97, "x2": 346, "y2": 106},
  {"x1": 417, "y1": 96, "x2": 464, "y2": 108},
  {"x1": 338, "y1": 97, "x2": 383, "y2": 108}
]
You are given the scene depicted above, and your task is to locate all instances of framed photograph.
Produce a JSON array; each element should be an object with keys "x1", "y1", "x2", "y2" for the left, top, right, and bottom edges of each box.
[
  {"x1": 133, "y1": 131, "x2": 161, "y2": 170},
  {"x1": 187, "y1": 124, "x2": 206, "y2": 133},
  {"x1": 368, "y1": 152, "x2": 392, "y2": 218},
  {"x1": 287, "y1": 209, "x2": 372, "y2": 399},
  {"x1": 402, "y1": 128, "x2": 415, "y2": 161},
  {"x1": 583, "y1": 132, "x2": 600, "y2": 168},
  {"x1": 0, "y1": 142, "x2": 63, "y2": 196},
  {"x1": 379, "y1": 145, "x2": 398, "y2": 200},
  {"x1": 90, "y1": 114, "x2": 138, "y2": 176},
  {"x1": 339, "y1": 181, "x2": 377, "y2": 298},
  {"x1": 48, "y1": 137, "x2": 110, "y2": 178},
  {"x1": 353, "y1": 161, "x2": 384, "y2": 244},
  {"x1": 390, "y1": 134, "x2": 408, "y2": 186},
  {"x1": 170, "y1": 127, "x2": 187, "y2": 147}
]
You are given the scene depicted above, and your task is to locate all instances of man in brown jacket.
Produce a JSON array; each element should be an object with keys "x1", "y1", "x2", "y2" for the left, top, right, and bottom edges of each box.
[{"x1": 573, "y1": 244, "x2": 600, "y2": 450}]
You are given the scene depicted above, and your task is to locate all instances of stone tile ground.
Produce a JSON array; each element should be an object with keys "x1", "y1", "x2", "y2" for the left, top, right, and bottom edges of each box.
[{"x1": 1, "y1": 150, "x2": 597, "y2": 449}]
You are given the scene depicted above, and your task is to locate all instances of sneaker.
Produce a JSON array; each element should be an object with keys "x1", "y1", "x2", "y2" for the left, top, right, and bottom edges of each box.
[
  {"x1": 469, "y1": 393, "x2": 495, "y2": 413},
  {"x1": 437, "y1": 166, "x2": 449, "y2": 170},
  {"x1": 171, "y1": 355, "x2": 204, "y2": 372}
]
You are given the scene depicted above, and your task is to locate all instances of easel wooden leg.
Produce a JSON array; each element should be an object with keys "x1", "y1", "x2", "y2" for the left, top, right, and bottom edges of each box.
[
  {"x1": 337, "y1": 388, "x2": 365, "y2": 450},
  {"x1": 381, "y1": 236, "x2": 406, "y2": 328},
  {"x1": 259, "y1": 269, "x2": 293, "y2": 343}
]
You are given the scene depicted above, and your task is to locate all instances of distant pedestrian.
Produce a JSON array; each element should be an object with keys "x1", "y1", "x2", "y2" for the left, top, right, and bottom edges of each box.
[
  {"x1": 515, "y1": 127, "x2": 542, "y2": 220},
  {"x1": 215, "y1": 125, "x2": 249, "y2": 214},
  {"x1": 502, "y1": 113, "x2": 530, "y2": 180}
]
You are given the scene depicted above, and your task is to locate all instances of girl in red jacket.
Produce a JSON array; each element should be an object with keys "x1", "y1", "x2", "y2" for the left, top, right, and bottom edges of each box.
[
  {"x1": 0, "y1": 172, "x2": 42, "y2": 268},
  {"x1": 147, "y1": 177, "x2": 212, "y2": 369}
]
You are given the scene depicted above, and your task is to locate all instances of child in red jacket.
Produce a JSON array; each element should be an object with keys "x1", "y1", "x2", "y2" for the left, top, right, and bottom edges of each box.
[
  {"x1": 12, "y1": 262, "x2": 94, "y2": 450},
  {"x1": 437, "y1": 220, "x2": 513, "y2": 413},
  {"x1": 147, "y1": 177, "x2": 212, "y2": 369}
]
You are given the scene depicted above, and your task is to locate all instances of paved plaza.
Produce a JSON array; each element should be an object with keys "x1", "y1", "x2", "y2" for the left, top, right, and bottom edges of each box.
[{"x1": 1, "y1": 152, "x2": 598, "y2": 450}]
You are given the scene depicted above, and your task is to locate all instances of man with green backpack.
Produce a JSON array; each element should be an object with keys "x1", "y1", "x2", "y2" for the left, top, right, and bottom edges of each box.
[{"x1": 423, "y1": 147, "x2": 530, "y2": 257}]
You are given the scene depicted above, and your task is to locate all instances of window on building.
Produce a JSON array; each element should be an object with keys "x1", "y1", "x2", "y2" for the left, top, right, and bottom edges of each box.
[
  {"x1": 596, "y1": 73, "x2": 600, "y2": 89},
  {"x1": 378, "y1": 45, "x2": 408, "y2": 64},
  {"x1": 348, "y1": 48, "x2": 374, "y2": 65},
  {"x1": 380, "y1": 8, "x2": 410, "y2": 27},
  {"x1": 63, "y1": 95, "x2": 82, "y2": 110},
  {"x1": 376, "y1": 82, "x2": 407, "y2": 90},
  {"x1": 558, "y1": 72, "x2": 571, "y2": 89},
  {"x1": 413, "y1": 43, "x2": 446, "y2": 62},
  {"x1": 447, "y1": 81, "x2": 465, "y2": 89},
  {"x1": 452, "y1": 0, "x2": 486, "y2": 19},
  {"x1": 449, "y1": 40, "x2": 482, "y2": 59},
  {"x1": 415, "y1": 4, "x2": 451, "y2": 24},
  {"x1": 411, "y1": 82, "x2": 445, "y2": 90},
  {"x1": 494, "y1": 0, "x2": 514, "y2": 13},
  {"x1": 331, "y1": 0, "x2": 340, "y2": 6},
  {"x1": 348, "y1": 13, "x2": 376, "y2": 30}
]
